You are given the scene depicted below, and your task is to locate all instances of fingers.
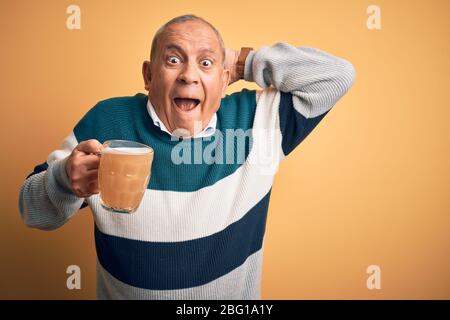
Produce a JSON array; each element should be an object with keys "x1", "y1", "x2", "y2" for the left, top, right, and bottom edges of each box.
[
  {"x1": 88, "y1": 179, "x2": 99, "y2": 194},
  {"x1": 73, "y1": 154, "x2": 101, "y2": 171},
  {"x1": 71, "y1": 169, "x2": 99, "y2": 198},
  {"x1": 67, "y1": 139, "x2": 104, "y2": 198},
  {"x1": 75, "y1": 139, "x2": 104, "y2": 155},
  {"x1": 69, "y1": 154, "x2": 101, "y2": 180}
]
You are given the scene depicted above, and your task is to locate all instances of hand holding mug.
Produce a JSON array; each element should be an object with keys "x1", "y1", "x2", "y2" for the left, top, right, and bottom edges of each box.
[{"x1": 65, "y1": 139, "x2": 103, "y2": 198}]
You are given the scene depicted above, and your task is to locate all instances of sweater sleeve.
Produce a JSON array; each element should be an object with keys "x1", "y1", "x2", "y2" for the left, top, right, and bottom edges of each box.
[
  {"x1": 244, "y1": 42, "x2": 355, "y2": 155},
  {"x1": 18, "y1": 133, "x2": 86, "y2": 230}
]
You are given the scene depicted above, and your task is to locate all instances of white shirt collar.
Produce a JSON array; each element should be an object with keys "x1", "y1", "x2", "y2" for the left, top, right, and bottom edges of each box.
[{"x1": 146, "y1": 99, "x2": 217, "y2": 138}]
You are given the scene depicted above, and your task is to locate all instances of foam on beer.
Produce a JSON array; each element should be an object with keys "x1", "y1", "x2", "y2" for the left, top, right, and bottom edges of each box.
[{"x1": 103, "y1": 147, "x2": 153, "y2": 155}]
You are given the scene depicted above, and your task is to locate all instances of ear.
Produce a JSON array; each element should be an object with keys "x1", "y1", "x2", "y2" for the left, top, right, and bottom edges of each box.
[
  {"x1": 220, "y1": 68, "x2": 231, "y2": 98},
  {"x1": 142, "y1": 61, "x2": 152, "y2": 91}
]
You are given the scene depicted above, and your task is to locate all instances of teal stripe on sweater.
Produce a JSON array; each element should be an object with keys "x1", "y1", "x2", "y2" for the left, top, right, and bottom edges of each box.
[{"x1": 73, "y1": 90, "x2": 257, "y2": 192}]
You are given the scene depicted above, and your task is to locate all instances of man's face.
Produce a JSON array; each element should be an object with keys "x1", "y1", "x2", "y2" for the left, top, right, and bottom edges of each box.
[{"x1": 142, "y1": 20, "x2": 230, "y2": 136}]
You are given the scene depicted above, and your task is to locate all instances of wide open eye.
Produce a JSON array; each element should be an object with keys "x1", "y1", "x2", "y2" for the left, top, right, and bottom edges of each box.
[
  {"x1": 168, "y1": 56, "x2": 181, "y2": 64},
  {"x1": 201, "y1": 59, "x2": 213, "y2": 67}
]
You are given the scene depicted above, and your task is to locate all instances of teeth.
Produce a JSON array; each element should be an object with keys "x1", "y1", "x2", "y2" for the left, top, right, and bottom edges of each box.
[{"x1": 174, "y1": 98, "x2": 200, "y2": 111}]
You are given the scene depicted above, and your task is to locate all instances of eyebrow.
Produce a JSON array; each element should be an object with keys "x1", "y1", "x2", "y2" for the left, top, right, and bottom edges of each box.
[{"x1": 164, "y1": 44, "x2": 217, "y2": 56}]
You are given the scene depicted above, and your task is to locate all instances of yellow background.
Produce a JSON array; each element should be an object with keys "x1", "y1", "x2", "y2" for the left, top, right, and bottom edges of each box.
[{"x1": 1, "y1": 0, "x2": 449, "y2": 299}]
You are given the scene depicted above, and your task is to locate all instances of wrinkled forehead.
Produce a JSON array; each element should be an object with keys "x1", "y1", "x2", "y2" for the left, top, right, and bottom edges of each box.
[{"x1": 157, "y1": 21, "x2": 222, "y2": 57}]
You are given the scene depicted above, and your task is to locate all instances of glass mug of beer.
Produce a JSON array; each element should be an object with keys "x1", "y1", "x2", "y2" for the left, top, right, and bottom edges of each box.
[{"x1": 98, "y1": 140, "x2": 154, "y2": 213}]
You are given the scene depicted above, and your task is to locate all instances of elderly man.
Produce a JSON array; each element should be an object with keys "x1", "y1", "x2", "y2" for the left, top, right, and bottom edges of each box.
[{"x1": 19, "y1": 14, "x2": 355, "y2": 299}]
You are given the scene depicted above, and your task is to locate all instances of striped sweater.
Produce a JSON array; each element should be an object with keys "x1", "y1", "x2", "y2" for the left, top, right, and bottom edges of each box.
[{"x1": 19, "y1": 42, "x2": 355, "y2": 299}]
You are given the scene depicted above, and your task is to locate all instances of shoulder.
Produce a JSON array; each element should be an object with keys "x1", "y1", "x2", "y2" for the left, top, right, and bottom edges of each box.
[
  {"x1": 88, "y1": 93, "x2": 147, "y2": 115},
  {"x1": 217, "y1": 88, "x2": 258, "y2": 130},
  {"x1": 73, "y1": 93, "x2": 148, "y2": 141},
  {"x1": 221, "y1": 88, "x2": 257, "y2": 106}
]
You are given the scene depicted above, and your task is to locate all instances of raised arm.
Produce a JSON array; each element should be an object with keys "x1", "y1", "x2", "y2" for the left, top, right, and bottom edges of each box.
[{"x1": 228, "y1": 42, "x2": 355, "y2": 155}]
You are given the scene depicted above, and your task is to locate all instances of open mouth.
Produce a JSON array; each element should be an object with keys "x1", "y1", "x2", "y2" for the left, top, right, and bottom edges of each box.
[{"x1": 173, "y1": 98, "x2": 201, "y2": 112}]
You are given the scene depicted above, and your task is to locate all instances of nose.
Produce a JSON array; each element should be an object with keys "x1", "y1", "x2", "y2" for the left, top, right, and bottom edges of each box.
[{"x1": 177, "y1": 61, "x2": 199, "y2": 85}]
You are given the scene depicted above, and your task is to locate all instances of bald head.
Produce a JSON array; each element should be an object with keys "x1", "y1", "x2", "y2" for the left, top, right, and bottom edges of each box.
[{"x1": 150, "y1": 14, "x2": 226, "y2": 66}]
